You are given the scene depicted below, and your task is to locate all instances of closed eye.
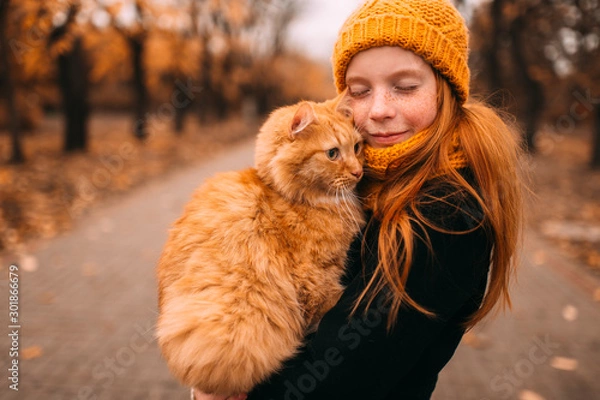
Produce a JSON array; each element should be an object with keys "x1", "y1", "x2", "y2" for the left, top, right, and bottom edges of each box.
[
  {"x1": 394, "y1": 85, "x2": 418, "y2": 93},
  {"x1": 348, "y1": 84, "x2": 370, "y2": 98},
  {"x1": 326, "y1": 148, "x2": 340, "y2": 161}
]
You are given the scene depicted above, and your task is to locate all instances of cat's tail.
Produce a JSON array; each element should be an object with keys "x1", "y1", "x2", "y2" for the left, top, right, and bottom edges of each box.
[{"x1": 155, "y1": 274, "x2": 305, "y2": 395}]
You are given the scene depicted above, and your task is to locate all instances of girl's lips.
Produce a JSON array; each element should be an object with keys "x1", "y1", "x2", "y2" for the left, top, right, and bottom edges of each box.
[{"x1": 369, "y1": 131, "x2": 411, "y2": 147}]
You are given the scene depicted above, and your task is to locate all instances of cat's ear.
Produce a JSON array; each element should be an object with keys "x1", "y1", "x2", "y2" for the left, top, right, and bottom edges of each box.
[
  {"x1": 290, "y1": 102, "x2": 316, "y2": 138},
  {"x1": 334, "y1": 89, "x2": 353, "y2": 119}
]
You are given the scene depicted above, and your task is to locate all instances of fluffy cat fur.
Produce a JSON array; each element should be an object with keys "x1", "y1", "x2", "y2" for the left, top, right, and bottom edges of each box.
[{"x1": 156, "y1": 94, "x2": 365, "y2": 395}]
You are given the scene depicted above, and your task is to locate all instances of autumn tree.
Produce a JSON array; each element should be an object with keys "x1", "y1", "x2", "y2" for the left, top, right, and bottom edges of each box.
[
  {"x1": 1, "y1": 0, "x2": 310, "y2": 156},
  {"x1": 95, "y1": 0, "x2": 152, "y2": 140},
  {"x1": 127, "y1": 1, "x2": 150, "y2": 140},
  {"x1": 509, "y1": 3, "x2": 546, "y2": 153},
  {"x1": 247, "y1": 0, "x2": 300, "y2": 114},
  {"x1": 167, "y1": 3, "x2": 203, "y2": 133},
  {"x1": 194, "y1": 0, "x2": 246, "y2": 121},
  {"x1": 5, "y1": 0, "x2": 92, "y2": 153},
  {"x1": 470, "y1": 0, "x2": 600, "y2": 164},
  {"x1": 0, "y1": 0, "x2": 24, "y2": 163},
  {"x1": 470, "y1": 0, "x2": 546, "y2": 152},
  {"x1": 190, "y1": 0, "x2": 302, "y2": 120},
  {"x1": 165, "y1": 33, "x2": 202, "y2": 133},
  {"x1": 486, "y1": 0, "x2": 509, "y2": 108},
  {"x1": 564, "y1": 0, "x2": 600, "y2": 168},
  {"x1": 0, "y1": 0, "x2": 91, "y2": 154},
  {"x1": 48, "y1": 2, "x2": 91, "y2": 152}
]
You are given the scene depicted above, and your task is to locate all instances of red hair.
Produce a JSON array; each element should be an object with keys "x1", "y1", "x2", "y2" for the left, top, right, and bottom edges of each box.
[{"x1": 354, "y1": 74, "x2": 525, "y2": 330}]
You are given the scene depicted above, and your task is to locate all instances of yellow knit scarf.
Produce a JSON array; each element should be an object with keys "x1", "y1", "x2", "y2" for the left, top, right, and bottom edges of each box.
[{"x1": 363, "y1": 130, "x2": 469, "y2": 178}]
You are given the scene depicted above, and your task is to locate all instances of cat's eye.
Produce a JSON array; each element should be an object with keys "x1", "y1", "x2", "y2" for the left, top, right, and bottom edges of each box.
[
  {"x1": 354, "y1": 142, "x2": 363, "y2": 155},
  {"x1": 326, "y1": 148, "x2": 340, "y2": 161}
]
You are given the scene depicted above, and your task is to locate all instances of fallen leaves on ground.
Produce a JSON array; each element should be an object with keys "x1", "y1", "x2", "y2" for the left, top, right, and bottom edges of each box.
[
  {"x1": 462, "y1": 331, "x2": 493, "y2": 350},
  {"x1": 22, "y1": 346, "x2": 43, "y2": 360},
  {"x1": 519, "y1": 390, "x2": 546, "y2": 400},
  {"x1": 38, "y1": 292, "x2": 55, "y2": 305},
  {"x1": 19, "y1": 253, "x2": 38, "y2": 272},
  {"x1": 549, "y1": 356, "x2": 579, "y2": 371},
  {"x1": 529, "y1": 127, "x2": 600, "y2": 275},
  {"x1": 0, "y1": 114, "x2": 259, "y2": 254},
  {"x1": 561, "y1": 305, "x2": 579, "y2": 321}
]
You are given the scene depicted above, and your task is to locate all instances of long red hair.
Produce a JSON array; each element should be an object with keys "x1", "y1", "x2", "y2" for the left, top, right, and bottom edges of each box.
[{"x1": 354, "y1": 74, "x2": 525, "y2": 330}]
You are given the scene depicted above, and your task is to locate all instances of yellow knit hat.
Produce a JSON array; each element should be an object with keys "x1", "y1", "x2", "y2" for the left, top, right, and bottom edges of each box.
[{"x1": 332, "y1": 0, "x2": 470, "y2": 104}]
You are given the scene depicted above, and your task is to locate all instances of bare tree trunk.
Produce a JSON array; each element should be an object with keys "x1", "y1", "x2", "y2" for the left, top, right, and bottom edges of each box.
[
  {"x1": 48, "y1": 4, "x2": 89, "y2": 153},
  {"x1": 271, "y1": 0, "x2": 297, "y2": 57},
  {"x1": 487, "y1": 0, "x2": 506, "y2": 108},
  {"x1": 214, "y1": 52, "x2": 231, "y2": 120},
  {"x1": 130, "y1": 36, "x2": 148, "y2": 140},
  {"x1": 58, "y1": 36, "x2": 89, "y2": 152},
  {"x1": 173, "y1": 76, "x2": 197, "y2": 134},
  {"x1": 0, "y1": 0, "x2": 24, "y2": 163},
  {"x1": 592, "y1": 103, "x2": 600, "y2": 169},
  {"x1": 174, "y1": 0, "x2": 201, "y2": 134},
  {"x1": 174, "y1": 90, "x2": 186, "y2": 133},
  {"x1": 510, "y1": 14, "x2": 545, "y2": 153},
  {"x1": 198, "y1": 35, "x2": 214, "y2": 123}
]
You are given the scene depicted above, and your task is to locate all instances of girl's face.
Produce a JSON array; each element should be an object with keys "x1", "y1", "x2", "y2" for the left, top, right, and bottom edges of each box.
[{"x1": 345, "y1": 46, "x2": 438, "y2": 148}]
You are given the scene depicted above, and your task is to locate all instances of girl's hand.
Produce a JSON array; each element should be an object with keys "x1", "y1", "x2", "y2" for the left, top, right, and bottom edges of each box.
[{"x1": 191, "y1": 388, "x2": 247, "y2": 400}]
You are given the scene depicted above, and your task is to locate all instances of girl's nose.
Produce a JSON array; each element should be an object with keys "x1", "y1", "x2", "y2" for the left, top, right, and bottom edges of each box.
[{"x1": 369, "y1": 90, "x2": 396, "y2": 121}]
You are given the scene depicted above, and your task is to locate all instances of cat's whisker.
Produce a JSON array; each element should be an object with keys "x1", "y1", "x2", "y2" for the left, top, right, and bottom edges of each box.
[
  {"x1": 336, "y1": 187, "x2": 361, "y2": 232},
  {"x1": 348, "y1": 198, "x2": 363, "y2": 232},
  {"x1": 336, "y1": 192, "x2": 352, "y2": 232},
  {"x1": 340, "y1": 189, "x2": 353, "y2": 216},
  {"x1": 338, "y1": 191, "x2": 353, "y2": 230},
  {"x1": 327, "y1": 185, "x2": 337, "y2": 202},
  {"x1": 332, "y1": 187, "x2": 345, "y2": 219},
  {"x1": 344, "y1": 186, "x2": 364, "y2": 231},
  {"x1": 335, "y1": 189, "x2": 343, "y2": 215},
  {"x1": 324, "y1": 186, "x2": 341, "y2": 208}
]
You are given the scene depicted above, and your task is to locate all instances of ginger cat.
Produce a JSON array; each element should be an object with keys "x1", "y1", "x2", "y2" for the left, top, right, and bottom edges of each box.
[{"x1": 156, "y1": 94, "x2": 365, "y2": 396}]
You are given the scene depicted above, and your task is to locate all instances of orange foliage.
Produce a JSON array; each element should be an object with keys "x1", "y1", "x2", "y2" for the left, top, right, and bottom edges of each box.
[{"x1": 1, "y1": 0, "x2": 331, "y2": 129}]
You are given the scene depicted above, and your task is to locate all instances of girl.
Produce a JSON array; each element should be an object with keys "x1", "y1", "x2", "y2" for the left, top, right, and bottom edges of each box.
[{"x1": 195, "y1": 0, "x2": 524, "y2": 398}]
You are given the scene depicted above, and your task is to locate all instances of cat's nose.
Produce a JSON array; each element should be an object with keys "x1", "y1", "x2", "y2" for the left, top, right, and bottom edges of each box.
[{"x1": 351, "y1": 169, "x2": 363, "y2": 180}]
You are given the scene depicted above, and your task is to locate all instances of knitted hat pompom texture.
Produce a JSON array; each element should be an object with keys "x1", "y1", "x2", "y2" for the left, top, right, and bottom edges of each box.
[{"x1": 332, "y1": 0, "x2": 470, "y2": 104}]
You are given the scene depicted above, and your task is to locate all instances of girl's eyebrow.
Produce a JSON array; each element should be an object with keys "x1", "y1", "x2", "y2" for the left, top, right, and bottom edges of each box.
[
  {"x1": 388, "y1": 68, "x2": 424, "y2": 79},
  {"x1": 346, "y1": 68, "x2": 424, "y2": 85},
  {"x1": 346, "y1": 76, "x2": 369, "y2": 86}
]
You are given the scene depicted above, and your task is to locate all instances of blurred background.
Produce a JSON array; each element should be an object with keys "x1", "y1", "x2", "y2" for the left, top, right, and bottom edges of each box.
[{"x1": 0, "y1": 0, "x2": 599, "y2": 399}]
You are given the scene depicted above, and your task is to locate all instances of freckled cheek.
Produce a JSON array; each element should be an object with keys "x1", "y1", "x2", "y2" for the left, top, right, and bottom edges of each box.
[
  {"x1": 408, "y1": 95, "x2": 438, "y2": 131},
  {"x1": 349, "y1": 102, "x2": 370, "y2": 131},
  {"x1": 352, "y1": 104, "x2": 365, "y2": 128}
]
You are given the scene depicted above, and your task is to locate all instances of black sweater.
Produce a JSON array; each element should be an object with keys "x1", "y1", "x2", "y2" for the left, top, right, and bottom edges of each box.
[{"x1": 248, "y1": 177, "x2": 492, "y2": 400}]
